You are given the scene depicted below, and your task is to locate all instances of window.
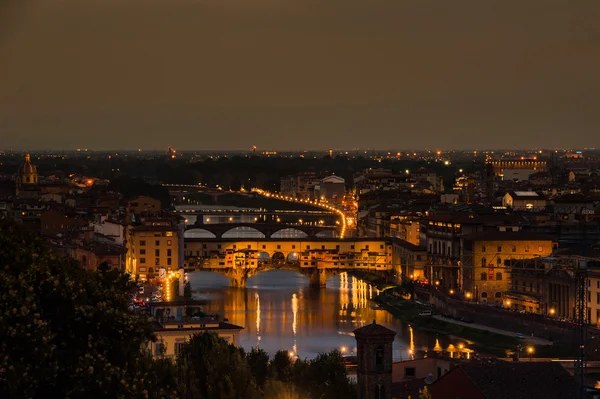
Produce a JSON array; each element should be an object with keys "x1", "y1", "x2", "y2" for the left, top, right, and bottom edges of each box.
[
  {"x1": 140, "y1": 240, "x2": 146, "y2": 246},
  {"x1": 292, "y1": 245, "x2": 296, "y2": 249},
  {"x1": 233, "y1": 245, "x2": 236, "y2": 249},
  {"x1": 155, "y1": 249, "x2": 160, "y2": 256},
  {"x1": 497, "y1": 257, "x2": 502, "y2": 266},
  {"x1": 217, "y1": 244, "x2": 221, "y2": 249},
  {"x1": 140, "y1": 249, "x2": 146, "y2": 255},
  {"x1": 481, "y1": 257, "x2": 487, "y2": 267},
  {"x1": 262, "y1": 245, "x2": 266, "y2": 249},
  {"x1": 496, "y1": 272, "x2": 503, "y2": 281},
  {"x1": 512, "y1": 245, "x2": 517, "y2": 252},
  {"x1": 480, "y1": 272, "x2": 487, "y2": 281},
  {"x1": 495, "y1": 292, "x2": 502, "y2": 298},
  {"x1": 350, "y1": 245, "x2": 354, "y2": 250},
  {"x1": 167, "y1": 258, "x2": 172, "y2": 266},
  {"x1": 404, "y1": 367, "x2": 416, "y2": 378},
  {"x1": 525, "y1": 244, "x2": 530, "y2": 252},
  {"x1": 481, "y1": 292, "x2": 488, "y2": 298},
  {"x1": 167, "y1": 249, "x2": 172, "y2": 257},
  {"x1": 155, "y1": 240, "x2": 160, "y2": 246},
  {"x1": 248, "y1": 245, "x2": 251, "y2": 249},
  {"x1": 596, "y1": 293, "x2": 599, "y2": 305},
  {"x1": 375, "y1": 346, "x2": 384, "y2": 367},
  {"x1": 497, "y1": 246, "x2": 502, "y2": 252},
  {"x1": 140, "y1": 258, "x2": 146, "y2": 264},
  {"x1": 306, "y1": 245, "x2": 311, "y2": 250},
  {"x1": 538, "y1": 246, "x2": 543, "y2": 252},
  {"x1": 322, "y1": 245, "x2": 325, "y2": 250},
  {"x1": 336, "y1": 245, "x2": 340, "y2": 250},
  {"x1": 482, "y1": 245, "x2": 486, "y2": 252},
  {"x1": 154, "y1": 342, "x2": 164, "y2": 355},
  {"x1": 174, "y1": 342, "x2": 185, "y2": 355},
  {"x1": 277, "y1": 245, "x2": 281, "y2": 249},
  {"x1": 365, "y1": 245, "x2": 370, "y2": 250},
  {"x1": 155, "y1": 258, "x2": 160, "y2": 265},
  {"x1": 380, "y1": 244, "x2": 384, "y2": 249},
  {"x1": 167, "y1": 240, "x2": 172, "y2": 246}
]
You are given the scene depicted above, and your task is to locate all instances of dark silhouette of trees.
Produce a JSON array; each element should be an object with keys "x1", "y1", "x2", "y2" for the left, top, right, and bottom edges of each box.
[{"x1": 0, "y1": 219, "x2": 178, "y2": 398}]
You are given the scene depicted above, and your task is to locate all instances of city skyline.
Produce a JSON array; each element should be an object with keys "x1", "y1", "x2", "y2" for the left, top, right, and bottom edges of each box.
[{"x1": 1, "y1": 0, "x2": 599, "y2": 150}]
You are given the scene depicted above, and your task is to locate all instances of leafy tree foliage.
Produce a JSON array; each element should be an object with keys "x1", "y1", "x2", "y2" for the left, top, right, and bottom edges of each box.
[
  {"x1": 0, "y1": 218, "x2": 178, "y2": 398},
  {"x1": 176, "y1": 332, "x2": 259, "y2": 399},
  {"x1": 246, "y1": 347, "x2": 270, "y2": 389}
]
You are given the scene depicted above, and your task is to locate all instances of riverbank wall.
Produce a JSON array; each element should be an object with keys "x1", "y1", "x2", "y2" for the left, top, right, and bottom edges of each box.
[{"x1": 427, "y1": 288, "x2": 600, "y2": 359}]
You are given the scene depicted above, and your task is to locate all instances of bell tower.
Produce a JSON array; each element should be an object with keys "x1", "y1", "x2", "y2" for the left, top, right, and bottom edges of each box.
[{"x1": 354, "y1": 320, "x2": 396, "y2": 399}]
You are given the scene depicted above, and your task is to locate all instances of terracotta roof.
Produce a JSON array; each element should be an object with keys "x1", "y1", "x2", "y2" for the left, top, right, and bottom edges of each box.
[
  {"x1": 353, "y1": 321, "x2": 396, "y2": 337},
  {"x1": 457, "y1": 360, "x2": 574, "y2": 399}
]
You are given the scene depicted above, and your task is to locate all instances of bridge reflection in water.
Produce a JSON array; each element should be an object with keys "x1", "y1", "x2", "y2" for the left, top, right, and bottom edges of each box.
[{"x1": 189, "y1": 270, "x2": 466, "y2": 360}]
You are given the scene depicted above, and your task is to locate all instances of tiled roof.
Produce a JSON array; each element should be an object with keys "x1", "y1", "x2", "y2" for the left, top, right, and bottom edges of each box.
[
  {"x1": 459, "y1": 360, "x2": 575, "y2": 399},
  {"x1": 353, "y1": 321, "x2": 396, "y2": 337}
]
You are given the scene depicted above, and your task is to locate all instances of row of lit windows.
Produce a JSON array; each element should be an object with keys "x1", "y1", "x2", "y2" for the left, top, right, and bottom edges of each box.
[
  {"x1": 138, "y1": 249, "x2": 172, "y2": 256},
  {"x1": 140, "y1": 257, "x2": 172, "y2": 266},
  {"x1": 481, "y1": 244, "x2": 544, "y2": 253},
  {"x1": 139, "y1": 240, "x2": 173, "y2": 246}
]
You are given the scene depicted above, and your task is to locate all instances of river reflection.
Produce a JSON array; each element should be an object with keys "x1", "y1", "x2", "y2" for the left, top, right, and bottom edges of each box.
[{"x1": 188, "y1": 270, "x2": 459, "y2": 360}]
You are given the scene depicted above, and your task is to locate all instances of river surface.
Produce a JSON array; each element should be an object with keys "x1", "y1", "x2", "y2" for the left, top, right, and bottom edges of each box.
[{"x1": 188, "y1": 270, "x2": 464, "y2": 361}]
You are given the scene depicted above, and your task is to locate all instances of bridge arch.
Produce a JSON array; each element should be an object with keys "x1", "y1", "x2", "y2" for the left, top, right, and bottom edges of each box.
[
  {"x1": 287, "y1": 252, "x2": 299, "y2": 263},
  {"x1": 270, "y1": 228, "x2": 309, "y2": 239},
  {"x1": 222, "y1": 226, "x2": 266, "y2": 239},
  {"x1": 272, "y1": 252, "x2": 285, "y2": 264},
  {"x1": 184, "y1": 228, "x2": 217, "y2": 239},
  {"x1": 257, "y1": 252, "x2": 270, "y2": 263}
]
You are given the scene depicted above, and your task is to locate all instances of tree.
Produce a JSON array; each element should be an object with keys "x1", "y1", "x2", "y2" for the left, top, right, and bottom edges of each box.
[
  {"x1": 176, "y1": 332, "x2": 259, "y2": 399},
  {"x1": 270, "y1": 350, "x2": 293, "y2": 382},
  {"x1": 246, "y1": 347, "x2": 270, "y2": 389},
  {"x1": 0, "y1": 218, "x2": 178, "y2": 398},
  {"x1": 300, "y1": 350, "x2": 356, "y2": 399}
]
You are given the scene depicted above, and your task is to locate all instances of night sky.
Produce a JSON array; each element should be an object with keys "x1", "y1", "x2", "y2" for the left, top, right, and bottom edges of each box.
[{"x1": 1, "y1": 0, "x2": 599, "y2": 150}]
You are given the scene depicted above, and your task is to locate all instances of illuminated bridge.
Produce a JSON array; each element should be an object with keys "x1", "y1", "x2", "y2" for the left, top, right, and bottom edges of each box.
[
  {"x1": 184, "y1": 223, "x2": 340, "y2": 239},
  {"x1": 184, "y1": 237, "x2": 394, "y2": 287}
]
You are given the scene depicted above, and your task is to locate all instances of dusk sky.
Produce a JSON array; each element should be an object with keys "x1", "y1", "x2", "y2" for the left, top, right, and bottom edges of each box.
[{"x1": 1, "y1": 0, "x2": 599, "y2": 151}]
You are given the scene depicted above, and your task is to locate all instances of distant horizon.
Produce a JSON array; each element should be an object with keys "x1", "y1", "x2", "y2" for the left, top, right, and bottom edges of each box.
[{"x1": 0, "y1": 147, "x2": 596, "y2": 153}]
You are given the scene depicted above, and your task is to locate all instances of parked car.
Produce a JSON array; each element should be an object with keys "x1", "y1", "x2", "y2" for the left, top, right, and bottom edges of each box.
[{"x1": 516, "y1": 333, "x2": 525, "y2": 339}]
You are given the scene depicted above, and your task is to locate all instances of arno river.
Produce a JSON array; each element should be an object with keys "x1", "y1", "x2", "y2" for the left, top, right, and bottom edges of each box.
[{"x1": 188, "y1": 270, "x2": 465, "y2": 361}]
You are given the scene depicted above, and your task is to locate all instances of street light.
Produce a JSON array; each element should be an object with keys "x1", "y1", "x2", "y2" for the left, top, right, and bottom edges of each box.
[
  {"x1": 527, "y1": 346, "x2": 534, "y2": 360},
  {"x1": 549, "y1": 308, "x2": 556, "y2": 316}
]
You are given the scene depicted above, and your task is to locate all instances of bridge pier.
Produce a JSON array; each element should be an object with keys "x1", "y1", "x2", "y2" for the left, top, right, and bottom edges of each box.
[{"x1": 307, "y1": 269, "x2": 331, "y2": 288}]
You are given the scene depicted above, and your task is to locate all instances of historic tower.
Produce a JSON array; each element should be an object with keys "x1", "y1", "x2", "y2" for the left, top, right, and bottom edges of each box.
[{"x1": 354, "y1": 321, "x2": 396, "y2": 399}]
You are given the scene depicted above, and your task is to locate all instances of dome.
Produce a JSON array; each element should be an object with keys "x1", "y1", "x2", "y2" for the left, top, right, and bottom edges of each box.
[{"x1": 18, "y1": 154, "x2": 37, "y2": 175}]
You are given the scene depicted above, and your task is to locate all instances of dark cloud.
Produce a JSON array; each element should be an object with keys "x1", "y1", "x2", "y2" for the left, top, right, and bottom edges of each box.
[{"x1": 1, "y1": 0, "x2": 599, "y2": 150}]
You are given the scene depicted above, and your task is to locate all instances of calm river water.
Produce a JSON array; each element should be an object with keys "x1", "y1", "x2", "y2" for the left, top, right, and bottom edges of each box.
[{"x1": 188, "y1": 270, "x2": 464, "y2": 361}]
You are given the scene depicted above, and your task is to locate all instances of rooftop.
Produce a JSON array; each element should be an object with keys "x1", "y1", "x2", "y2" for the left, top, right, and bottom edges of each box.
[{"x1": 353, "y1": 320, "x2": 396, "y2": 337}]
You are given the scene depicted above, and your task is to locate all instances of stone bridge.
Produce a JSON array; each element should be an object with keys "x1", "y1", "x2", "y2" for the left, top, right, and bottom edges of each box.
[
  {"x1": 184, "y1": 222, "x2": 339, "y2": 239},
  {"x1": 184, "y1": 237, "x2": 395, "y2": 287},
  {"x1": 185, "y1": 259, "x2": 391, "y2": 288}
]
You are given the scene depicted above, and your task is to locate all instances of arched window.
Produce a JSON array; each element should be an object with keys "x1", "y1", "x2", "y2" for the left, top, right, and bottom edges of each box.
[
  {"x1": 480, "y1": 272, "x2": 487, "y2": 281},
  {"x1": 495, "y1": 292, "x2": 502, "y2": 298},
  {"x1": 497, "y1": 257, "x2": 502, "y2": 266},
  {"x1": 496, "y1": 272, "x2": 503, "y2": 281},
  {"x1": 481, "y1": 292, "x2": 488, "y2": 298}
]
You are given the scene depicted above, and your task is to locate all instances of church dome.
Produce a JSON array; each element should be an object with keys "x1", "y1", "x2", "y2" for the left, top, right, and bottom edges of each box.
[{"x1": 18, "y1": 154, "x2": 37, "y2": 175}]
